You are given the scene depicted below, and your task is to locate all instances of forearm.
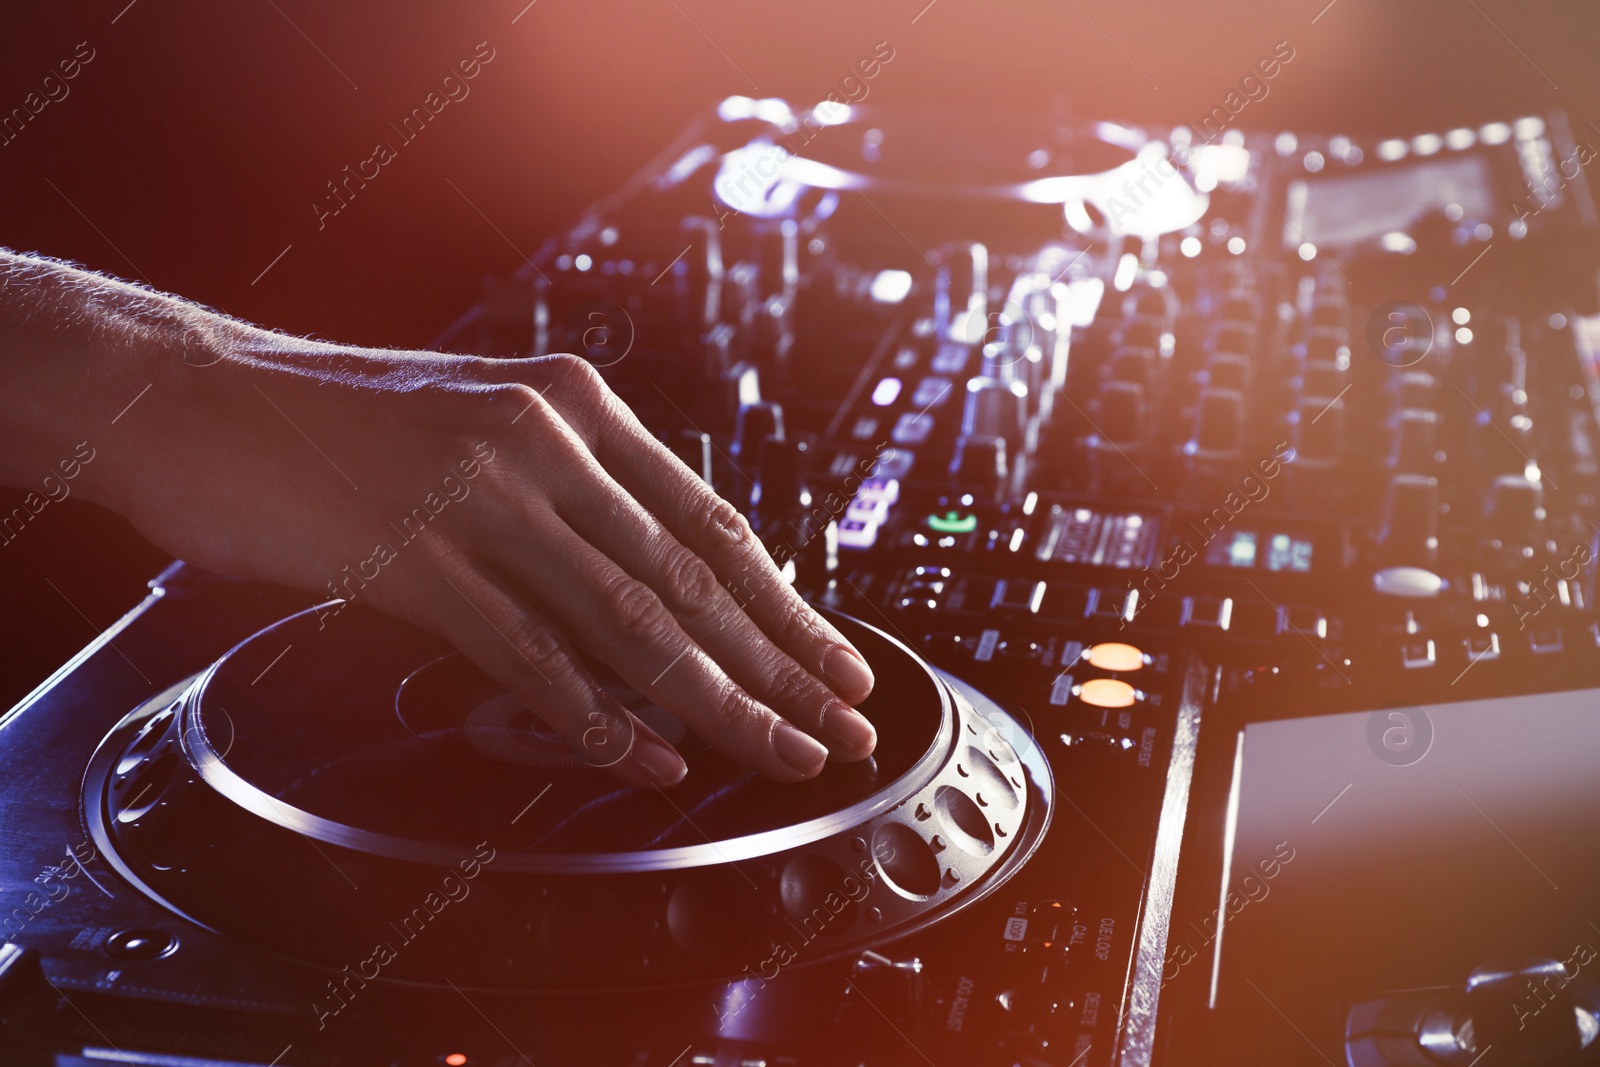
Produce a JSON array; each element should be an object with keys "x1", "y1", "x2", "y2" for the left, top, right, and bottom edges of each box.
[
  {"x1": 0, "y1": 251, "x2": 238, "y2": 507},
  {"x1": 0, "y1": 250, "x2": 875, "y2": 787},
  {"x1": 0, "y1": 252, "x2": 476, "y2": 517}
]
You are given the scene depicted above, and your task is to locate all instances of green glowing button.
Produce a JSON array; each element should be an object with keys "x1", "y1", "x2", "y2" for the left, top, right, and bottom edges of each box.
[{"x1": 927, "y1": 510, "x2": 979, "y2": 534}]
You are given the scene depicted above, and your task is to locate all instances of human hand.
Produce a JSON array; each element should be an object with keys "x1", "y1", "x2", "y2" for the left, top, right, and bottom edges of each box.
[{"x1": 94, "y1": 331, "x2": 877, "y2": 790}]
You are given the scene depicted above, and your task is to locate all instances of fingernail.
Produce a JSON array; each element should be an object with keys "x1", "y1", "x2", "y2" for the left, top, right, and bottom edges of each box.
[
  {"x1": 633, "y1": 734, "x2": 688, "y2": 788},
  {"x1": 824, "y1": 645, "x2": 875, "y2": 702},
  {"x1": 822, "y1": 700, "x2": 876, "y2": 755},
  {"x1": 773, "y1": 721, "x2": 828, "y2": 778}
]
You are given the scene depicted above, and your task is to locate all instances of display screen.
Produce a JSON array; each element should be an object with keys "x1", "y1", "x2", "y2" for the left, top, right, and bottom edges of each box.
[
  {"x1": 1204, "y1": 687, "x2": 1600, "y2": 1014},
  {"x1": 1284, "y1": 154, "x2": 1496, "y2": 248},
  {"x1": 1204, "y1": 530, "x2": 1312, "y2": 571}
]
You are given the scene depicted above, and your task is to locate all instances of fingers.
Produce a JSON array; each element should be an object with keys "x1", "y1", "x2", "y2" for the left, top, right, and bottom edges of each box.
[
  {"x1": 620, "y1": 447, "x2": 875, "y2": 705},
  {"x1": 524, "y1": 358, "x2": 876, "y2": 708},
  {"x1": 485, "y1": 508, "x2": 831, "y2": 783},
  {"x1": 423, "y1": 556, "x2": 689, "y2": 790},
  {"x1": 549, "y1": 464, "x2": 876, "y2": 762}
]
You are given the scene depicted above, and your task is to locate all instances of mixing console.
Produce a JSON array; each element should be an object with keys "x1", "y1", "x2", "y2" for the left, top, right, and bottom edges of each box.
[
  {"x1": 5, "y1": 100, "x2": 1599, "y2": 1067},
  {"x1": 442, "y1": 103, "x2": 1599, "y2": 707},
  {"x1": 429, "y1": 100, "x2": 1600, "y2": 1064}
]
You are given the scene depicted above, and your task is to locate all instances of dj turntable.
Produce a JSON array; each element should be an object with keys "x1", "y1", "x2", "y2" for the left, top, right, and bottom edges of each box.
[{"x1": 4, "y1": 100, "x2": 1600, "y2": 1067}]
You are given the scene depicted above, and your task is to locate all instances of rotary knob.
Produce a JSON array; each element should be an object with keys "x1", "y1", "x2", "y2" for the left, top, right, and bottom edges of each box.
[
  {"x1": 1389, "y1": 409, "x2": 1440, "y2": 473},
  {"x1": 733, "y1": 401, "x2": 783, "y2": 465},
  {"x1": 1094, "y1": 381, "x2": 1147, "y2": 448},
  {"x1": 753, "y1": 436, "x2": 809, "y2": 524},
  {"x1": 1483, "y1": 475, "x2": 1545, "y2": 540},
  {"x1": 949, "y1": 434, "x2": 1009, "y2": 497},
  {"x1": 1379, "y1": 473, "x2": 1440, "y2": 566},
  {"x1": 1189, "y1": 387, "x2": 1245, "y2": 461},
  {"x1": 961, "y1": 377, "x2": 1029, "y2": 455},
  {"x1": 1293, "y1": 396, "x2": 1343, "y2": 470},
  {"x1": 934, "y1": 242, "x2": 989, "y2": 343}
]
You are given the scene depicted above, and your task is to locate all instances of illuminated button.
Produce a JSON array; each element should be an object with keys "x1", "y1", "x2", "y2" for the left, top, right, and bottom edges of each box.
[
  {"x1": 837, "y1": 517, "x2": 879, "y2": 550},
  {"x1": 846, "y1": 494, "x2": 891, "y2": 526},
  {"x1": 1372, "y1": 566, "x2": 1444, "y2": 599},
  {"x1": 871, "y1": 378, "x2": 903, "y2": 406},
  {"x1": 857, "y1": 476, "x2": 900, "y2": 505},
  {"x1": 870, "y1": 269, "x2": 913, "y2": 303},
  {"x1": 445, "y1": 1056, "x2": 469, "y2": 1067},
  {"x1": 1083, "y1": 642, "x2": 1145, "y2": 672},
  {"x1": 912, "y1": 376, "x2": 953, "y2": 408},
  {"x1": 931, "y1": 342, "x2": 970, "y2": 375},
  {"x1": 1078, "y1": 678, "x2": 1138, "y2": 708},
  {"x1": 928, "y1": 510, "x2": 979, "y2": 534},
  {"x1": 892, "y1": 412, "x2": 934, "y2": 444},
  {"x1": 871, "y1": 449, "x2": 914, "y2": 479}
]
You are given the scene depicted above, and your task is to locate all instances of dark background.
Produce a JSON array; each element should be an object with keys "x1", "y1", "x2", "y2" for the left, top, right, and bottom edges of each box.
[{"x1": 1, "y1": 0, "x2": 1595, "y2": 708}]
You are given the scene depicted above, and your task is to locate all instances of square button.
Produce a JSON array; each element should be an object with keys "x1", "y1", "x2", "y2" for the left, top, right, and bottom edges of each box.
[
  {"x1": 1401, "y1": 639, "x2": 1436, "y2": 669},
  {"x1": 858, "y1": 477, "x2": 901, "y2": 505},
  {"x1": 931, "y1": 342, "x2": 970, "y2": 375},
  {"x1": 892, "y1": 413, "x2": 934, "y2": 445},
  {"x1": 1040, "y1": 584, "x2": 1091, "y2": 622},
  {"x1": 871, "y1": 450, "x2": 915, "y2": 479},
  {"x1": 846, "y1": 496, "x2": 890, "y2": 525},
  {"x1": 1276, "y1": 604, "x2": 1327, "y2": 639},
  {"x1": 837, "y1": 517, "x2": 878, "y2": 550},
  {"x1": 1464, "y1": 632, "x2": 1500, "y2": 661},
  {"x1": 1531, "y1": 628, "x2": 1564, "y2": 654},
  {"x1": 992, "y1": 579, "x2": 1046, "y2": 614},
  {"x1": 1181, "y1": 595, "x2": 1234, "y2": 630},
  {"x1": 1089, "y1": 587, "x2": 1139, "y2": 623},
  {"x1": 826, "y1": 451, "x2": 862, "y2": 478},
  {"x1": 912, "y1": 376, "x2": 953, "y2": 408}
]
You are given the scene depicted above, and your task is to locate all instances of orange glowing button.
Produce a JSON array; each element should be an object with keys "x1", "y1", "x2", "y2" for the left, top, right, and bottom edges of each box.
[
  {"x1": 445, "y1": 1055, "x2": 468, "y2": 1067},
  {"x1": 1078, "y1": 678, "x2": 1138, "y2": 708},
  {"x1": 1084, "y1": 642, "x2": 1145, "y2": 672}
]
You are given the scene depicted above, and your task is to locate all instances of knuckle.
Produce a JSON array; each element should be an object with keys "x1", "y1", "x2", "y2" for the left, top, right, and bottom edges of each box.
[
  {"x1": 494, "y1": 382, "x2": 554, "y2": 426},
  {"x1": 661, "y1": 549, "x2": 722, "y2": 614},
  {"x1": 603, "y1": 576, "x2": 672, "y2": 643},
  {"x1": 766, "y1": 659, "x2": 817, "y2": 711},
  {"x1": 699, "y1": 495, "x2": 753, "y2": 554},
  {"x1": 496, "y1": 383, "x2": 589, "y2": 461},
  {"x1": 709, "y1": 686, "x2": 758, "y2": 734},
  {"x1": 501, "y1": 615, "x2": 568, "y2": 678},
  {"x1": 541, "y1": 352, "x2": 605, "y2": 397},
  {"x1": 775, "y1": 596, "x2": 823, "y2": 646}
]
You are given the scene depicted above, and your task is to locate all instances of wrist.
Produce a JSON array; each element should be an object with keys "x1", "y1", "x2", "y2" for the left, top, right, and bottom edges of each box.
[{"x1": 64, "y1": 295, "x2": 256, "y2": 517}]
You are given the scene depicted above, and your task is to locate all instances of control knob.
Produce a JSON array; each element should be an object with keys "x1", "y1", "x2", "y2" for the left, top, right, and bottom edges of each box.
[
  {"x1": 949, "y1": 434, "x2": 1009, "y2": 497},
  {"x1": 961, "y1": 377, "x2": 1029, "y2": 456},
  {"x1": 1379, "y1": 473, "x2": 1440, "y2": 566}
]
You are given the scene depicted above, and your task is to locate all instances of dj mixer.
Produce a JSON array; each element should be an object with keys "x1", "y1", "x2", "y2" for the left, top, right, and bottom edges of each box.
[{"x1": 3, "y1": 100, "x2": 1599, "y2": 1067}]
